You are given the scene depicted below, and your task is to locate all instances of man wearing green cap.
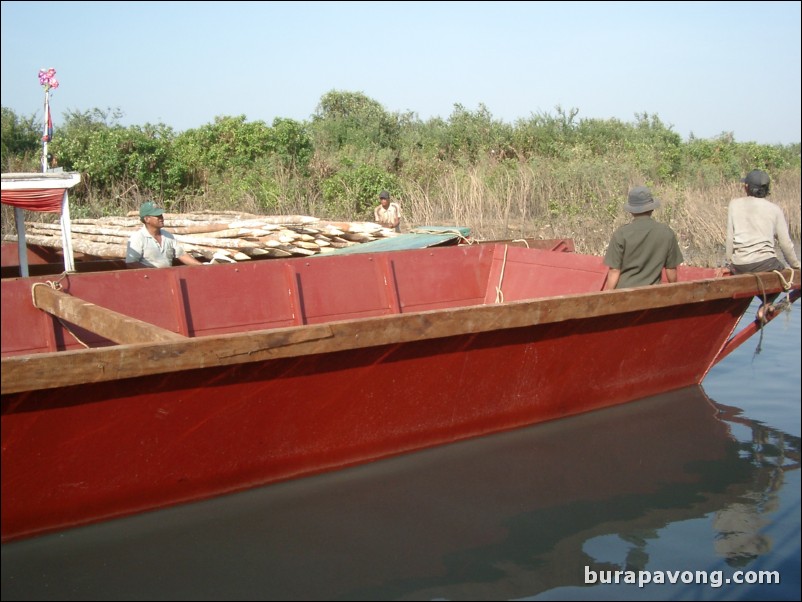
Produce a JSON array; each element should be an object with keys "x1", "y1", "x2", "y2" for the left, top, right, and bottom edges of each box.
[{"x1": 126, "y1": 201, "x2": 202, "y2": 268}]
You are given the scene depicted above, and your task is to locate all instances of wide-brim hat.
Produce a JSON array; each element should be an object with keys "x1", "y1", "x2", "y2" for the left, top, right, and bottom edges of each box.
[{"x1": 624, "y1": 186, "x2": 660, "y2": 214}]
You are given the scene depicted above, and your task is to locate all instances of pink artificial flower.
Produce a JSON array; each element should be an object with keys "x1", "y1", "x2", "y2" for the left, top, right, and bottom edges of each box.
[{"x1": 37, "y1": 68, "x2": 58, "y2": 89}]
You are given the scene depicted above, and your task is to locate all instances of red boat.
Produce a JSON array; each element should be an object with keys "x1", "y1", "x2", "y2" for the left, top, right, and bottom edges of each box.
[{"x1": 1, "y1": 235, "x2": 799, "y2": 543}]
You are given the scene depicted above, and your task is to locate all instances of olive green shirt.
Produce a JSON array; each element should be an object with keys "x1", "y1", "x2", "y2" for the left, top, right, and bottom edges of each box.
[{"x1": 604, "y1": 216, "x2": 684, "y2": 288}]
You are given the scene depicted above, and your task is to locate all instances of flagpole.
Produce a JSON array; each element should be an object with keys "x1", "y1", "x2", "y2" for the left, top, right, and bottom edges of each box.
[{"x1": 41, "y1": 88, "x2": 49, "y2": 173}]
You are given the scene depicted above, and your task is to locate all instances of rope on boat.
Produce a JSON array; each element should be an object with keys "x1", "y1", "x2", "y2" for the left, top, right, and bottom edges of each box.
[
  {"x1": 409, "y1": 228, "x2": 474, "y2": 245},
  {"x1": 30, "y1": 273, "x2": 91, "y2": 349},
  {"x1": 493, "y1": 241, "x2": 533, "y2": 304},
  {"x1": 751, "y1": 268, "x2": 796, "y2": 357},
  {"x1": 772, "y1": 268, "x2": 794, "y2": 293},
  {"x1": 495, "y1": 244, "x2": 509, "y2": 304}
]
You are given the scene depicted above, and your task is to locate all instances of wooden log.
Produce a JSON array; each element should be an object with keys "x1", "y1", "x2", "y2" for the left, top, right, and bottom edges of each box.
[
  {"x1": 27, "y1": 231, "x2": 128, "y2": 247},
  {"x1": 31, "y1": 285, "x2": 185, "y2": 344},
  {"x1": 75, "y1": 217, "x2": 140, "y2": 228},
  {"x1": 174, "y1": 228, "x2": 247, "y2": 239},
  {"x1": 321, "y1": 221, "x2": 383, "y2": 234},
  {"x1": 238, "y1": 215, "x2": 319, "y2": 226},
  {"x1": 164, "y1": 223, "x2": 232, "y2": 235},
  {"x1": 9, "y1": 234, "x2": 126, "y2": 259},
  {"x1": 292, "y1": 241, "x2": 321, "y2": 252},
  {"x1": 247, "y1": 247, "x2": 293, "y2": 258},
  {"x1": 26, "y1": 222, "x2": 136, "y2": 238},
  {"x1": 180, "y1": 243, "x2": 251, "y2": 262},
  {"x1": 172, "y1": 234, "x2": 259, "y2": 249},
  {"x1": 320, "y1": 225, "x2": 345, "y2": 236},
  {"x1": 284, "y1": 246, "x2": 317, "y2": 257},
  {"x1": 340, "y1": 232, "x2": 375, "y2": 243}
]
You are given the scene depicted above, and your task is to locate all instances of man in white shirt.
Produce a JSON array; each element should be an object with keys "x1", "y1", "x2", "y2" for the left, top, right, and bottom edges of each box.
[{"x1": 126, "y1": 201, "x2": 202, "y2": 268}]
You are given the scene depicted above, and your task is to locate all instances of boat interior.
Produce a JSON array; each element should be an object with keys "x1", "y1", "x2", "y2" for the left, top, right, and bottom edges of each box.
[{"x1": 1, "y1": 242, "x2": 718, "y2": 358}]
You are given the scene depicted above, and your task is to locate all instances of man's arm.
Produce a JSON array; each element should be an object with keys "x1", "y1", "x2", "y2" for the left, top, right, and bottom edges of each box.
[
  {"x1": 178, "y1": 253, "x2": 203, "y2": 266},
  {"x1": 603, "y1": 269, "x2": 620, "y2": 291},
  {"x1": 664, "y1": 267, "x2": 678, "y2": 283}
]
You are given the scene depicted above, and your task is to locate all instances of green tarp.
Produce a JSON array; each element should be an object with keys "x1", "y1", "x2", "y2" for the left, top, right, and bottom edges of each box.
[{"x1": 322, "y1": 226, "x2": 472, "y2": 256}]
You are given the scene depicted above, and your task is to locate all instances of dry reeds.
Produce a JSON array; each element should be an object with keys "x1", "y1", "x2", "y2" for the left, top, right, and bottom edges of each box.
[{"x1": 399, "y1": 164, "x2": 800, "y2": 266}]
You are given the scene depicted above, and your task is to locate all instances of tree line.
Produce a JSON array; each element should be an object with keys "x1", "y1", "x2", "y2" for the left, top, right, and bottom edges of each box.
[{"x1": 2, "y1": 90, "x2": 800, "y2": 231}]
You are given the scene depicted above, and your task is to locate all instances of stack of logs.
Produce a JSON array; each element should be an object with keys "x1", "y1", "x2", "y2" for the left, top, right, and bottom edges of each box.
[{"x1": 8, "y1": 211, "x2": 400, "y2": 263}]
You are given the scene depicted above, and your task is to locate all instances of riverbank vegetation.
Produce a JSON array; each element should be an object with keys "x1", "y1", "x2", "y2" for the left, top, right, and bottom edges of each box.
[{"x1": 2, "y1": 91, "x2": 799, "y2": 266}]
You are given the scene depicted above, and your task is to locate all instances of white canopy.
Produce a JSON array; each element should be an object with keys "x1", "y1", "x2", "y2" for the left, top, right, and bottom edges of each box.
[{"x1": 1, "y1": 172, "x2": 82, "y2": 276}]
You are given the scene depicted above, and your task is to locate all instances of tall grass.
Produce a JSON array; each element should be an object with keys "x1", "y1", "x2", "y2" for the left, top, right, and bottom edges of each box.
[
  {"x1": 399, "y1": 162, "x2": 799, "y2": 267},
  {"x1": 3, "y1": 162, "x2": 799, "y2": 268}
]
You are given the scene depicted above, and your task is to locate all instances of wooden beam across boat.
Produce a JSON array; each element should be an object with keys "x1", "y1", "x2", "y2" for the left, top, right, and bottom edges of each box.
[
  {"x1": 31, "y1": 284, "x2": 186, "y2": 345},
  {"x1": 3, "y1": 270, "x2": 797, "y2": 395}
]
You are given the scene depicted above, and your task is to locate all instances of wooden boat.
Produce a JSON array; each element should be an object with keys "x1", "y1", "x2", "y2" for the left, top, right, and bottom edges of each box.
[{"x1": 1, "y1": 241, "x2": 799, "y2": 542}]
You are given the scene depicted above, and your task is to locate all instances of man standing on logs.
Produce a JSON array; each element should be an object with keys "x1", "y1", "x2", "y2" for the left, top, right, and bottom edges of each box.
[{"x1": 126, "y1": 201, "x2": 203, "y2": 268}]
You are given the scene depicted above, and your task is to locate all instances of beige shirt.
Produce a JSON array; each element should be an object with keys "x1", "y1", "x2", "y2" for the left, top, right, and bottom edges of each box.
[
  {"x1": 374, "y1": 202, "x2": 401, "y2": 232},
  {"x1": 726, "y1": 196, "x2": 800, "y2": 268}
]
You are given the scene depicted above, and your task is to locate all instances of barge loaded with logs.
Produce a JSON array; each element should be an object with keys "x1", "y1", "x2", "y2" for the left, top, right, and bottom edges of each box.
[{"x1": 1, "y1": 172, "x2": 800, "y2": 543}]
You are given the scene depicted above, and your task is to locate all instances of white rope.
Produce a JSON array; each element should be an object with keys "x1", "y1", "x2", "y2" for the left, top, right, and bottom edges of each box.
[{"x1": 495, "y1": 245, "x2": 509, "y2": 304}]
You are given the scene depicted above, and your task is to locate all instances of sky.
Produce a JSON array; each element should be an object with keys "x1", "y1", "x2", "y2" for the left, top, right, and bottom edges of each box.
[{"x1": 2, "y1": 1, "x2": 800, "y2": 145}]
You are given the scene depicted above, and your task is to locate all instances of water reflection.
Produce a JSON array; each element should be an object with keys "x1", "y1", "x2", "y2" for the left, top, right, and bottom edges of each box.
[{"x1": 1, "y1": 386, "x2": 799, "y2": 601}]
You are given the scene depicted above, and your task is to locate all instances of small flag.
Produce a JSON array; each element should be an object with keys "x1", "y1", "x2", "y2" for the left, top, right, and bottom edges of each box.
[{"x1": 43, "y1": 97, "x2": 53, "y2": 142}]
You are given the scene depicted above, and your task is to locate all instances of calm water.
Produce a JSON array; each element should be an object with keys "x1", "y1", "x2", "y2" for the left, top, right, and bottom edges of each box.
[{"x1": 1, "y1": 298, "x2": 799, "y2": 601}]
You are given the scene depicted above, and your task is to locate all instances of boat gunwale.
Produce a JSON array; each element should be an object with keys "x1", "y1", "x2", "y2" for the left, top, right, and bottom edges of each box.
[{"x1": 2, "y1": 270, "x2": 798, "y2": 395}]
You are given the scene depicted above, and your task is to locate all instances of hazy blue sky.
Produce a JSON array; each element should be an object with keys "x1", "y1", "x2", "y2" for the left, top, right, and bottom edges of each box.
[{"x1": 2, "y1": 1, "x2": 800, "y2": 145}]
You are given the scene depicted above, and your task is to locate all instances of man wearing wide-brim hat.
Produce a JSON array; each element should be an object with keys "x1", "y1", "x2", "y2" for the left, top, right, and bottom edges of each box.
[
  {"x1": 603, "y1": 186, "x2": 684, "y2": 290},
  {"x1": 125, "y1": 201, "x2": 203, "y2": 268}
]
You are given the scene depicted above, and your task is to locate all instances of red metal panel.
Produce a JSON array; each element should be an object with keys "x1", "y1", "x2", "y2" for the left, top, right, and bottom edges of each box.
[
  {"x1": 391, "y1": 244, "x2": 492, "y2": 313},
  {"x1": 0, "y1": 277, "x2": 59, "y2": 356},
  {"x1": 179, "y1": 261, "x2": 299, "y2": 336},
  {"x1": 43, "y1": 270, "x2": 186, "y2": 349},
  {"x1": 294, "y1": 254, "x2": 394, "y2": 324},
  {"x1": 485, "y1": 246, "x2": 609, "y2": 304}
]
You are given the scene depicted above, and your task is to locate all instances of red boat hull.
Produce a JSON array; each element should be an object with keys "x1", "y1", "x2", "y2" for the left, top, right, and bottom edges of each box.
[
  {"x1": 2, "y1": 297, "x2": 745, "y2": 541},
  {"x1": 2, "y1": 243, "x2": 796, "y2": 541}
]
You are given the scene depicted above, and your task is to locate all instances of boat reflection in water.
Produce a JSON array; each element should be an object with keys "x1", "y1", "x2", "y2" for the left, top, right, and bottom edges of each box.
[{"x1": 1, "y1": 385, "x2": 798, "y2": 601}]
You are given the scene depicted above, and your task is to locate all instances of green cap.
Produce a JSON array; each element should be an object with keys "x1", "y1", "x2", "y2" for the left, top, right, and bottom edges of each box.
[{"x1": 139, "y1": 201, "x2": 164, "y2": 218}]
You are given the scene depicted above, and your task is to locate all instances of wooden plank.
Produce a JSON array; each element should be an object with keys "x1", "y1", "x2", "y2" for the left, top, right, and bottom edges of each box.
[{"x1": 31, "y1": 285, "x2": 185, "y2": 346}]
